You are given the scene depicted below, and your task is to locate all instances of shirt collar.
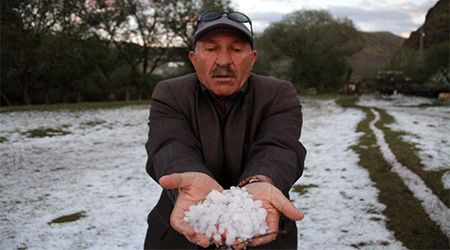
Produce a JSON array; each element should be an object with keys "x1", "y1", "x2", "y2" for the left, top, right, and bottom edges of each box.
[{"x1": 199, "y1": 81, "x2": 249, "y2": 101}]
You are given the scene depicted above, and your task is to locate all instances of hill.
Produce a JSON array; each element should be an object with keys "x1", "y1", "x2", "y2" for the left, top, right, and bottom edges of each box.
[
  {"x1": 403, "y1": 0, "x2": 449, "y2": 50},
  {"x1": 348, "y1": 0, "x2": 449, "y2": 83},
  {"x1": 348, "y1": 32, "x2": 405, "y2": 81},
  {"x1": 388, "y1": 0, "x2": 449, "y2": 96}
]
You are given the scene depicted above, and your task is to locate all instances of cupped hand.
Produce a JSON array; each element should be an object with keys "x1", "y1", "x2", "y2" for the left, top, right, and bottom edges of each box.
[
  {"x1": 232, "y1": 182, "x2": 304, "y2": 249},
  {"x1": 158, "y1": 172, "x2": 223, "y2": 248}
]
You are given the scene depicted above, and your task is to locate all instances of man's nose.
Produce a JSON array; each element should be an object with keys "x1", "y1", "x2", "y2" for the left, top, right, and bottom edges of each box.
[{"x1": 216, "y1": 49, "x2": 231, "y2": 66}]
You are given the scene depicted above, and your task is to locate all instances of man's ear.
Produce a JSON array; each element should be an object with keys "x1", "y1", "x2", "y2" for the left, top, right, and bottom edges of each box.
[
  {"x1": 251, "y1": 50, "x2": 258, "y2": 61},
  {"x1": 250, "y1": 50, "x2": 258, "y2": 67},
  {"x1": 189, "y1": 51, "x2": 197, "y2": 68}
]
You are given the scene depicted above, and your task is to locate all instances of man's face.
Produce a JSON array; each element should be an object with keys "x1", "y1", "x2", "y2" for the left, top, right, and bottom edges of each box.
[{"x1": 189, "y1": 29, "x2": 258, "y2": 97}]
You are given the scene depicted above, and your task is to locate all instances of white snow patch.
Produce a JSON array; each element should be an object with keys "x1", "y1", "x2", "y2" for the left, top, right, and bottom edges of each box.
[
  {"x1": 294, "y1": 98, "x2": 405, "y2": 250},
  {"x1": 1, "y1": 106, "x2": 161, "y2": 250},
  {"x1": 0, "y1": 95, "x2": 447, "y2": 249},
  {"x1": 369, "y1": 108, "x2": 450, "y2": 237},
  {"x1": 358, "y1": 94, "x2": 450, "y2": 188}
]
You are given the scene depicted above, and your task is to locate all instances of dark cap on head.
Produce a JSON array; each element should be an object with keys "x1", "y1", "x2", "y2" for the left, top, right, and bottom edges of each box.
[{"x1": 193, "y1": 15, "x2": 253, "y2": 48}]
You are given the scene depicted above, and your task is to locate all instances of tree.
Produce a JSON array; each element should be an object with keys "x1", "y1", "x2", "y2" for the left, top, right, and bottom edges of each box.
[
  {"x1": 91, "y1": 0, "x2": 188, "y2": 101},
  {"x1": 423, "y1": 42, "x2": 450, "y2": 89},
  {"x1": 254, "y1": 10, "x2": 363, "y2": 92},
  {"x1": 49, "y1": 0, "x2": 94, "y2": 103},
  {"x1": 1, "y1": 0, "x2": 95, "y2": 104},
  {"x1": 89, "y1": 36, "x2": 122, "y2": 101},
  {"x1": 391, "y1": 42, "x2": 449, "y2": 89},
  {"x1": 1, "y1": 0, "x2": 236, "y2": 105},
  {"x1": 1, "y1": 0, "x2": 60, "y2": 105},
  {"x1": 85, "y1": 0, "x2": 129, "y2": 101}
]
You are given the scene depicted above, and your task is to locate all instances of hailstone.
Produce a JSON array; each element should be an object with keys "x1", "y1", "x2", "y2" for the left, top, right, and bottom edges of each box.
[{"x1": 183, "y1": 186, "x2": 269, "y2": 247}]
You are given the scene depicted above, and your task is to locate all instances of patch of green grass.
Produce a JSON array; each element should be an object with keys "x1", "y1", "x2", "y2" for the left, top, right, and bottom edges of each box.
[
  {"x1": 375, "y1": 108, "x2": 450, "y2": 207},
  {"x1": 418, "y1": 101, "x2": 450, "y2": 107},
  {"x1": 80, "y1": 121, "x2": 106, "y2": 127},
  {"x1": 334, "y1": 95, "x2": 360, "y2": 108},
  {"x1": 15, "y1": 244, "x2": 27, "y2": 250},
  {"x1": 370, "y1": 217, "x2": 383, "y2": 222},
  {"x1": 48, "y1": 211, "x2": 86, "y2": 225},
  {"x1": 21, "y1": 128, "x2": 71, "y2": 138},
  {"x1": 0, "y1": 100, "x2": 150, "y2": 113},
  {"x1": 292, "y1": 184, "x2": 318, "y2": 195},
  {"x1": 337, "y1": 96, "x2": 449, "y2": 249},
  {"x1": 299, "y1": 93, "x2": 341, "y2": 100},
  {"x1": 350, "y1": 242, "x2": 368, "y2": 248}
]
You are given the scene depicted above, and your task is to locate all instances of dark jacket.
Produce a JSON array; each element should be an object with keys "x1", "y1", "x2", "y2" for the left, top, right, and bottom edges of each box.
[{"x1": 144, "y1": 73, "x2": 306, "y2": 249}]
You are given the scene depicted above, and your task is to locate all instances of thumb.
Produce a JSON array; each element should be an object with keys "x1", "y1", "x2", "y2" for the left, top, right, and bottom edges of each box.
[
  {"x1": 159, "y1": 173, "x2": 191, "y2": 190},
  {"x1": 273, "y1": 195, "x2": 304, "y2": 221}
]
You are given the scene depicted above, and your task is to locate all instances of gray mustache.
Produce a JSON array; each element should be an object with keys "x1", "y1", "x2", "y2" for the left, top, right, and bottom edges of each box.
[{"x1": 211, "y1": 67, "x2": 237, "y2": 78}]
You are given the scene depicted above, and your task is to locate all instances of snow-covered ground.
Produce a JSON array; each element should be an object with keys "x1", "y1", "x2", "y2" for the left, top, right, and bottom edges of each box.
[
  {"x1": 294, "y1": 99, "x2": 403, "y2": 250},
  {"x1": 0, "y1": 94, "x2": 448, "y2": 250}
]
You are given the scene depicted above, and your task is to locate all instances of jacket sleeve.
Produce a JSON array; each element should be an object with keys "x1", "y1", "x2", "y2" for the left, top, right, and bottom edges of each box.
[
  {"x1": 145, "y1": 80, "x2": 213, "y2": 183},
  {"x1": 239, "y1": 80, "x2": 306, "y2": 195}
]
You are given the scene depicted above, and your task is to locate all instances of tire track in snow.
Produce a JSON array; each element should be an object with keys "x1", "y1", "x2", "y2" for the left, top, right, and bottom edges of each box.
[{"x1": 369, "y1": 108, "x2": 450, "y2": 238}]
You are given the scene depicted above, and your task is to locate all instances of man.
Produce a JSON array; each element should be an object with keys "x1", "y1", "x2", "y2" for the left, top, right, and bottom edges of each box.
[{"x1": 145, "y1": 11, "x2": 307, "y2": 249}]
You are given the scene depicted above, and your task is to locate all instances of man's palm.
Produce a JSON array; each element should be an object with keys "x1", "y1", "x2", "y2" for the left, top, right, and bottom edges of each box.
[
  {"x1": 239, "y1": 182, "x2": 304, "y2": 248},
  {"x1": 159, "y1": 172, "x2": 223, "y2": 248}
]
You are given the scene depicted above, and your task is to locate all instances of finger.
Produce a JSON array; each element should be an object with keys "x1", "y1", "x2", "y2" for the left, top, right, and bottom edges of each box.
[
  {"x1": 241, "y1": 208, "x2": 278, "y2": 247},
  {"x1": 171, "y1": 213, "x2": 210, "y2": 248},
  {"x1": 272, "y1": 195, "x2": 304, "y2": 221},
  {"x1": 184, "y1": 233, "x2": 211, "y2": 248},
  {"x1": 170, "y1": 210, "x2": 194, "y2": 236},
  {"x1": 231, "y1": 237, "x2": 249, "y2": 250},
  {"x1": 251, "y1": 233, "x2": 276, "y2": 247},
  {"x1": 232, "y1": 241, "x2": 247, "y2": 250},
  {"x1": 182, "y1": 232, "x2": 211, "y2": 248},
  {"x1": 193, "y1": 233, "x2": 211, "y2": 248},
  {"x1": 169, "y1": 198, "x2": 196, "y2": 236},
  {"x1": 265, "y1": 208, "x2": 280, "y2": 233}
]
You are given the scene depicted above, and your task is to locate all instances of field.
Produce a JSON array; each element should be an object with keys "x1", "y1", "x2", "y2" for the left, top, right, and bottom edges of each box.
[{"x1": 1, "y1": 94, "x2": 449, "y2": 249}]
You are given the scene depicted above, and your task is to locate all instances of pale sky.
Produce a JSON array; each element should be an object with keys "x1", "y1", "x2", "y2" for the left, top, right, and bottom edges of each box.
[{"x1": 232, "y1": 0, "x2": 438, "y2": 38}]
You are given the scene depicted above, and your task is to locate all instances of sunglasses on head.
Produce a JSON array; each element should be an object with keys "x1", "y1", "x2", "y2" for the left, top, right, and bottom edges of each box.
[{"x1": 196, "y1": 11, "x2": 253, "y2": 36}]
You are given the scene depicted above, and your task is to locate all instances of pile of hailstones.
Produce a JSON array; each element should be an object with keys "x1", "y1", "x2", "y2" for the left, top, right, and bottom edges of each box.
[{"x1": 183, "y1": 186, "x2": 269, "y2": 247}]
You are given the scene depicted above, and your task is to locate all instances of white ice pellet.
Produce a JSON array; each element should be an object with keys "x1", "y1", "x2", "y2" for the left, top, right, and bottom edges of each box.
[
  {"x1": 183, "y1": 186, "x2": 269, "y2": 247},
  {"x1": 213, "y1": 233, "x2": 222, "y2": 242}
]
